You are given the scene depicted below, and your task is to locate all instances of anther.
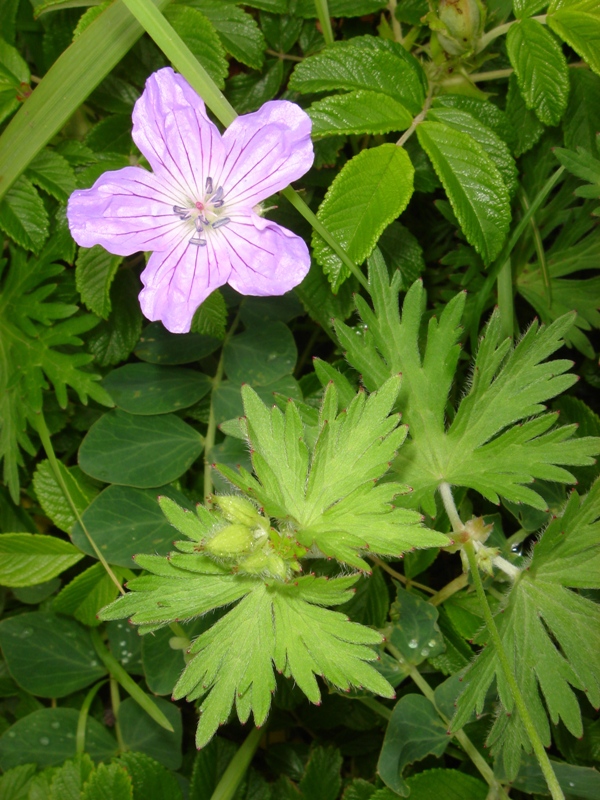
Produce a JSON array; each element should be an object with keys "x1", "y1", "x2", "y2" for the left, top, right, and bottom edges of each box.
[
  {"x1": 212, "y1": 186, "x2": 224, "y2": 203},
  {"x1": 212, "y1": 200, "x2": 224, "y2": 208},
  {"x1": 195, "y1": 217, "x2": 204, "y2": 232},
  {"x1": 173, "y1": 205, "x2": 191, "y2": 219},
  {"x1": 190, "y1": 237, "x2": 207, "y2": 246},
  {"x1": 212, "y1": 216, "x2": 231, "y2": 229},
  {"x1": 205, "y1": 177, "x2": 213, "y2": 194}
]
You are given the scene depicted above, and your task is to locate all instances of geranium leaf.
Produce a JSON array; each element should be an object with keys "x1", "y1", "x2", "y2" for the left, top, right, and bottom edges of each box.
[{"x1": 313, "y1": 144, "x2": 414, "y2": 290}]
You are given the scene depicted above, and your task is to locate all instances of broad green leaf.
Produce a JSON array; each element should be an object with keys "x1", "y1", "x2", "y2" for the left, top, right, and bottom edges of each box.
[
  {"x1": 0, "y1": 176, "x2": 49, "y2": 252},
  {"x1": 510, "y1": 753, "x2": 600, "y2": 799},
  {"x1": 387, "y1": 587, "x2": 445, "y2": 668},
  {"x1": 0, "y1": 612, "x2": 106, "y2": 697},
  {"x1": 134, "y1": 320, "x2": 221, "y2": 364},
  {"x1": 26, "y1": 150, "x2": 76, "y2": 202},
  {"x1": 432, "y1": 93, "x2": 515, "y2": 151},
  {"x1": 294, "y1": 259, "x2": 355, "y2": 330},
  {"x1": 293, "y1": 0, "x2": 387, "y2": 20},
  {"x1": 142, "y1": 625, "x2": 188, "y2": 696},
  {"x1": 185, "y1": 0, "x2": 265, "y2": 69},
  {"x1": 78, "y1": 410, "x2": 204, "y2": 487},
  {"x1": 506, "y1": 73, "x2": 545, "y2": 156},
  {"x1": 117, "y1": 752, "x2": 183, "y2": 800},
  {"x1": 338, "y1": 566, "x2": 390, "y2": 628},
  {"x1": 71, "y1": 485, "x2": 194, "y2": 567},
  {"x1": 405, "y1": 769, "x2": 487, "y2": 800},
  {"x1": 0, "y1": 248, "x2": 113, "y2": 502},
  {"x1": 335, "y1": 255, "x2": 600, "y2": 513},
  {"x1": 260, "y1": 10, "x2": 303, "y2": 53},
  {"x1": 85, "y1": 114, "x2": 133, "y2": 155},
  {"x1": 377, "y1": 695, "x2": 449, "y2": 796},
  {"x1": 289, "y1": 37, "x2": 425, "y2": 114},
  {"x1": 417, "y1": 121, "x2": 511, "y2": 263},
  {"x1": 164, "y1": 6, "x2": 228, "y2": 89},
  {"x1": 81, "y1": 763, "x2": 132, "y2": 800},
  {"x1": 298, "y1": 747, "x2": 342, "y2": 800},
  {"x1": 53, "y1": 563, "x2": 130, "y2": 627},
  {"x1": 226, "y1": 58, "x2": 283, "y2": 115},
  {"x1": 223, "y1": 321, "x2": 297, "y2": 385},
  {"x1": 0, "y1": 38, "x2": 29, "y2": 125},
  {"x1": 102, "y1": 363, "x2": 211, "y2": 415},
  {"x1": 118, "y1": 698, "x2": 182, "y2": 770},
  {"x1": 75, "y1": 246, "x2": 123, "y2": 319},
  {"x1": 213, "y1": 375, "x2": 302, "y2": 426},
  {"x1": 0, "y1": 534, "x2": 83, "y2": 587},
  {"x1": 308, "y1": 90, "x2": 412, "y2": 138},
  {"x1": 190, "y1": 288, "x2": 227, "y2": 339},
  {"x1": 0, "y1": 709, "x2": 116, "y2": 771},
  {"x1": 563, "y1": 69, "x2": 600, "y2": 153},
  {"x1": 549, "y1": 0, "x2": 600, "y2": 77},
  {"x1": 33, "y1": 459, "x2": 99, "y2": 534},
  {"x1": 506, "y1": 18, "x2": 569, "y2": 126},
  {"x1": 427, "y1": 106, "x2": 518, "y2": 195},
  {"x1": 86, "y1": 269, "x2": 143, "y2": 367},
  {"x1": 452, "y1": 482, "x2": 600, "y2": 778},
  {"x1": 313, "y1": 144, "x2": 415, "y2": 290},
  {"x1": 378, "y1": 222, "x2": 425, "y2": 289}
]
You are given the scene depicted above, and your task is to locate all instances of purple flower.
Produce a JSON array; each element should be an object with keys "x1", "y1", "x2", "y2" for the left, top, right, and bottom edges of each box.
[{"x1": 67, "y1": 68, "x2": 314, "y2": 333}]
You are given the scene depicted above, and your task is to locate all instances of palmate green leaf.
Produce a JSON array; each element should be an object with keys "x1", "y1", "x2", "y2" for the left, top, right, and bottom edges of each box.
[
  {"x1": 185, "y1": 0, "x2": 265, "y2": 70},
  {"x1": 0, "y1": 247, "x2": 113, "y2": 502},
  {"x1": 313, "y1": 144, "x2": 415, "y2": 290},
  {"x1": 334, "y1": 253, "x2": 600, "y2": 513},
  {"x1": 548, "y1": 0, "x2": 600, "y2": 77},
  {"x1": 416, "y1": 121, "x2": 511, "y2": 264},
  {"x1": 308, "y1": 90, "x2": 413, "y2": 139},
  {"x1": 451, "y1": 481, "x2": 600, "y2": 779},
  {"x1": 289, "y1": 36, "x2": 426, "y2": 115},
  {"x1": 506, "y1": 18, "x2": 569, "y2": 126}
]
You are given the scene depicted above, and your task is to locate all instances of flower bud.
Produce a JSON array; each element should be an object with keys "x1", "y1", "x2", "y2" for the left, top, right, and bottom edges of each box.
[
  {"x1": 206, "y1": 524, "x2": 253, "y2": 557},
  {"x1": 215, "y1": 495, "x2": 263, "y2": 527},
  {"x1": 437, "y1": 0, "x2": 483, "y2": 54}
]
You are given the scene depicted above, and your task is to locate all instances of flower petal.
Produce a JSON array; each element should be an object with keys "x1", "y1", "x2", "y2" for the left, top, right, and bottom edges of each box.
[
  {"x1": 139, "y1": 235, "x2": 231, "y2": 334},
  {"x1": 219, "y1": 101, "x2": 314, "y2": 207},
  {"x1": 223, "y1": 212, "x2": 310, "y2": 297},
  {"x1": 67, "y1": 166, "x2": 186, "y2": 256},
  {"x1": 132, "y1": 67, "x2": 225, "y2": 202}
]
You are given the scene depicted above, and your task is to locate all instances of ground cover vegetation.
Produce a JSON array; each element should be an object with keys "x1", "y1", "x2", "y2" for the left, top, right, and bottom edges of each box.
[{"x1": 0, "y1": 0, "x2": 599, "y2": 798}]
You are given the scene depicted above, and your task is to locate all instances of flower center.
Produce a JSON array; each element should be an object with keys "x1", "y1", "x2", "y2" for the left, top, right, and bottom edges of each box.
[{"x1": 173, "y1": 177, "x2": 230, "y2": 247}]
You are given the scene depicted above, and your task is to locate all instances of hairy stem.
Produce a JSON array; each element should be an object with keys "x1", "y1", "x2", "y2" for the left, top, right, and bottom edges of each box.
[
  {"x1": 204, "y1": 311, "x2": 241, "y2": 502},
  {"x1": 370, "y1": 555, "x2": 436, "y2": 594},
  {"x1": 314, "y1": 0, "x2": 335, "y2": 46},
  {"x1": 210, "y1": 726, "x2": 264, "y2": 800},
  {"x1": 463, "y1": 542, "x2": 565, "y2": 800},
  {"x1": 33, "y1": 411, "x2": 124, "y2": 594}
]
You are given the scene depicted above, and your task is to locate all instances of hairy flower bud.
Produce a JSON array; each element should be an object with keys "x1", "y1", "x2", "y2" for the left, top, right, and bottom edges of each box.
[
  {"x1": 437, "y1": 0, "x2": 483, "y2": 54},
  {"x1": 206, "y1": 524, "x2": 253, "y2": 557},
  {"x1": 215, "y1": 495, "x2": 266, "y2": 529}
]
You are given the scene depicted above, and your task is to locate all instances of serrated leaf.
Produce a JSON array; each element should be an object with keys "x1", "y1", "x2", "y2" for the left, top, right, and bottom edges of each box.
[
  {"x1": 117, "y1": 751, "x2": 183, "y2": 800},
  {"x1": 433, "y1": 93, "x2": 515, "y2": 151},
  {"x1": 188, "y1": 0, "x2": 265, "y2": 70},
  {"x1": 49, "y1": 753, "x2": 95, "y2": 800},
  {"x1": 87, "y1": 269, "x2": 144, "y2": 367},
  {"x1": 33, "y1": 459, "x2": 99, "y2": 534},
  {"x1": 0, "y1": 534, "x2": 84, "y2": 587},
  {"x1": 427, "y1": 106, "x2": 518, "y2": 196},
  {"x1": 76, "y1": 245, "x2": 123, "y2": 319},
  {"x1": 506, "y1": 73, "x2": 545, "y2": 157},
  {"x1": 164, "y1": 6, "x2": 229, "y2": 89},
  {"x1": 313, "y1": 144, "x2": 415, "y2": 290},
  {"x1": 417, "y1": 121, "x2": 511, "y2": 264},
  {"x1": 308, "y1": 90, "x2": 412, "y2": 138},
  {"x1": 289, "y1": 37, "x2": 425, "y2": 114},
  {"x1": 190, "y1": 288, "x2": 227, "y2": 339},
  {"x1": 26, "y1": 149, "x2": 76, "y2": 202},
  {"x1": 507, "y1": 18, "x2": 569, "y2": 126},
  {"x1": 226, "y1": 58, "x2": 283, "y2": 115},
  {"x1": 0, "y1": 176, "x2": 49, "y2": 252},
  {"x1": 81, "y1": 763, "x2": 132, "y2": 800},
  {"x1": 563, "y1": 68, "x2": 600, "y2": 153},
  {"x1": 53, "y1": 563, "x2": 131, "y2": 627},
  {"x1": 549, "y1": 0, "x2": 600, "y2": 77},
  {"x1": 334, "y1": 255, "x2": 600, "y2": 513},
  {"x1": 293, "y1": 0, "x2": 387, "y2": 17},
  {"x1": 452, "y1": 482, "x2": 600, "y2": 779},
  {"x1": 298, "y1": 746, "x2": 342, "y2": 800},
  {"x1": 405, "y1": 769, "x2": 487, "y2": 800}
]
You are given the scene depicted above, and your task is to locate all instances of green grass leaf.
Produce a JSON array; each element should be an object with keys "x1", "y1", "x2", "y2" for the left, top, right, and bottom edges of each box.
[
  {"x1": 507, "y1": 18, "x2": 569, "y2": 126},
  {"x1": 417, "y1": 121, "x2": 511, "y2": 264},
  {"x1": 313, "y1": 144, "x2": 415, "y2": 290}
]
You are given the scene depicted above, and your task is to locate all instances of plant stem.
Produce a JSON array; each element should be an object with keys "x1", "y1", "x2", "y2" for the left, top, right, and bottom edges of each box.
[
  {"x1": 314, "y1": 0, "x2": 334, "y2": 46},
  {"x1": 110, "y1": 676, "x2": 126, "y2": 752},
  {"x1": 370, "y1": 555, "x2": 436, "y2": 594},
  {"x1": 438, "y1": 482, "x2": 463, "y2": 533},
  {"x1": 396, "y1": 88, "x2": 433, "y2": 148},
  {"x1": 265, "y1": 48, "x2": 303, "y2": 62},
  {"x1": 32, "y1": 411, "x2": 124, "y2": 594},
  {"x1": 358, "y1": 695, "x2": 393, "y2": 720},
  {"x1": 469, "y1": 68, "x2": 514, "y2": 81},
  {"x1": 76, "y1": 680, "x2": 108, "y2": 755},
  {"x1": 497, "y1": 256, "x2": 514, "y2": 340},
  {"x1": 520, "y1": 188, "x2": 552, "y2": 306},
  {"x1": 90, "y1": 628, "x2": 174, "y2": 732},
  {"x1": 476, "y1": 15, "x2": 547, "y2": 53},
  {"x1": 210, "y1": 726, "x2": 264, "y2": 800},
  {"x1": 463, "y1": 541, "x2": 565, "y2": 800},
  {"x1": 387, "y1": 0, "x2": 403, "y2": 43},
  {"x1": 428, "y1": 572, "x2": 468, "y2": 606},
  {"x1": 204, "y1": 311, "x2": 241, "y2": 502}
]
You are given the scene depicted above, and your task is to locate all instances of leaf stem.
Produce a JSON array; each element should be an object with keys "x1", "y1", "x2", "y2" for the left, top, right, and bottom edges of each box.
[
  {"x1": 32, "y1": 411, "x2": 124, "y2": 595},
  {"x1": 396, "y1": 87, "x2": 433, "y2": 148},
  {"x1": 370, "y1": 555, "x2": 436, "y2": 594},
  {"x1": 76, "y1": 679, "x2": 108, "y2": 755},
  {"x1": 497, "y1": 256, "x2": 514, "y2": 340},
  {"x1": 463, "y1": 541, "x2": 564, "y2": 800},
  {"x1": 90, "y1": 628, "x2": 174, "y2": 732},
  {"x1": 210, "y1": 726, "x2": 264, "y2": 800},
  {"x1": 314, "y1": 0, "x2": 335, "y2": 46},
  {"x1": 520, "y1": 189, "x2": 552, "y2": 306},
  {"x1": 428, "y1": 572, "x2": 468, "y2": 606},
  {"x1": 438, "y1": 482, "x2": 463, "y2": 533},
  {"x1": 109, "y1": 676, "x2": 127, "y2": 752},
  {"x1": 476, "y1": 15, "x2": 547, "y2": 53},
  {"x1": 387, "y1": 0, "x2": 403, "y2": 43},
  {"x1": 358, "y1": 695, "x2": 393, "y2": 720},
  {"x1": 204, "y1": 311, "x2": 241, "y2": 502}
]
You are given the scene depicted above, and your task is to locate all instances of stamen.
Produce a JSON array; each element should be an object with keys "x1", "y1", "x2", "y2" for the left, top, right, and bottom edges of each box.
[
  {"x1": 173, "y1": 205, "x2": 191, "y2": 220},
  {"x1": 195, "y1": 217, "x2": 204, "y2": 232},
  {"x1": 212, "y1": 186, "x2": 224, "y2": 203},
  {"x1": 190, "y1": 237, "x2": 207, "y2": 246},
  {"x1": 212, "y1": 217, "x2": 231, "y2": 229},
  {"x1": 212, "y1": 200, "x2": 224, "y2": 209},
  {"x1": 205, "y1": 177, "x2": 213, "y2": 194}
]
